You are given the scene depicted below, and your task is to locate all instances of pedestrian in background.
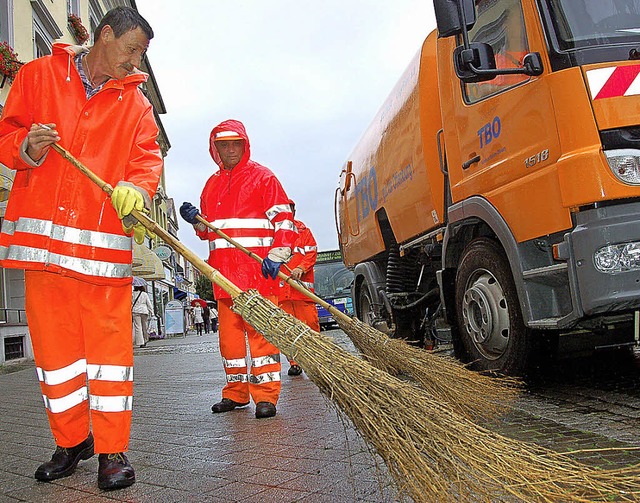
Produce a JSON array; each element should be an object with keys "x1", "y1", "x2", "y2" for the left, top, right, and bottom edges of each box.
[
  {"x1": 210, "y1": 303, "x2": 219, "y2": 332},
  {"x1": 202, "y1": 303, "x2": 211, "y2": 333},
  {"x1": 278, "y1": 200, "x2": 320, "y2": 376},
  {"x1": 180, "y1": 119, "x2": 296, "y2": 419},
  {"x1": 0, "y1": 6, "x2": 162, "y2": 491},
  {"x1": 132, "y1": 284, "x2": 154, "y2": 348},
  {"x1": 193, "y1": 304, "x2": 204, "y2": 336}
]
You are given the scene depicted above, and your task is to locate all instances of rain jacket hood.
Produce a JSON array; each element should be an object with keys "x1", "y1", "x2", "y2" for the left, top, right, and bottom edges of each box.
[
  {"x1": 55, "y1": 43, "x2": 149, "y2": 88},
  {"x1": 209, "y1": 119, "x2": 251, "y2": 171}
]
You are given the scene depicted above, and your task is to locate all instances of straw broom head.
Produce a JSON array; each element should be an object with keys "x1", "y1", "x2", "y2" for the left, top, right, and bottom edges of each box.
[
  {"x1": 335, "y1": 315, "x2": 521, "y2": 421},
  {"x1": 234, "y1": 290, "x2": 640, "y2": 503}
]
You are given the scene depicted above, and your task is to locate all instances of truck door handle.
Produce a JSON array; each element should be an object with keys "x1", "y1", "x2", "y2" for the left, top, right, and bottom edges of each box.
[{"x1": 462, "y1": 155, "x2": 481, "y2": 169}]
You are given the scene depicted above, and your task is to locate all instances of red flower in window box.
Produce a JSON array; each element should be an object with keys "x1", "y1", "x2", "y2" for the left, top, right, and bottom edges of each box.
[
  {"x1": 0, "y1": 41, "x2": 23, "y2": 83},
  {"x1": 68, "y1": 14, "x2": 90, "y2": 45}
]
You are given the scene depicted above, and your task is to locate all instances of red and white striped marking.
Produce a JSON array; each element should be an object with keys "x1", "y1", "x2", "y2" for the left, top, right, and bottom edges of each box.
[{"x1": 586, "y1": 65, "x2": 640, "y2": 100}]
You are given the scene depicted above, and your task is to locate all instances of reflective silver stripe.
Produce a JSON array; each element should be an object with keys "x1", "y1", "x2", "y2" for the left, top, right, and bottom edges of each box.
[
  {"x1": 36, "y1": 359, "x2": 87, "y2": 386},
  {"x1": 274, "y1": 219, "x2": 295, "y2": 232},
  {"x1": 227, "y1": 373, "x2": 248, "y2": 383},
  {"x1": 223, "y1": 357, "x2": 247, "y2": 368},
  {"x1": 249, "y1": 371, "x2": 281, "y2": 384},
  {"x1": 3, "y1": 218, "x2": 131, "y2": 250},
  {"x1": 89, "y1": 395, "x2": 133, "y2": 412},
  {"x1": 87, "y1": 364, "x2": 133, "y2": 382},
  {"x1": 302, "y1": 281, "x2": 314, "y2": 290},
  {"x1": 266, "y1": 204, "x2": 292, "y2": 220},
  {"x1": 43, "y1": 386, "x2": 88, "y2": 413},
  {"x1": 304, "y1": 246, "x2": 317, "y2": 252},
  {"x1": 211, "y1": 218, "x2": 272, "y2": 230},
  {"x1": 0, "y1": 245, "x2": 132, "y2": 278},
  {"x1": 209, "y1": 237, "x2": 273, "y2": 251},
  {"x1": 251, "y1": 354, "x2": 280, "y2": 367},
  {"x1": 0, "y1": 219, "x2": 16, "y2": 235}
]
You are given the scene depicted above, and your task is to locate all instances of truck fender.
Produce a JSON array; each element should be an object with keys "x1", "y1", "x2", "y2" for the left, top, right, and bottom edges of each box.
[{"x1": 442, "y1": 195, "x2": 532, "y2": 325}]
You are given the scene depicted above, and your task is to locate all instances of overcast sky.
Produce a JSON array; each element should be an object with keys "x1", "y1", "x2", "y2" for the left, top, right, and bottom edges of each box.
[{"x1": 135, "y1": 0, "x2": 437, "y2": 258}]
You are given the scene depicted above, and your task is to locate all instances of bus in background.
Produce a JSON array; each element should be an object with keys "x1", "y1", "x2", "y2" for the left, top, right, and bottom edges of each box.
[{"x1": 314, "y1": 250, "x2": 355, "y2": 330}]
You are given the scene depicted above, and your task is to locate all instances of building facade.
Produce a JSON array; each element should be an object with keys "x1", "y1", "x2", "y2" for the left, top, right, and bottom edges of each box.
[{"x1": 0, "y1": 0, "x2": 194, "y2": 363}]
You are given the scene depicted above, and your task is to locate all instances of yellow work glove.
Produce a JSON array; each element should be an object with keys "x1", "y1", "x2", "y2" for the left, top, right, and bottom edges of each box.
[
  {"x1": 111, "y1": 185, "x2": 144, "y2": 219},
  {"x1": 111, "y1": 185, "x2": 155, "y2": 245}
]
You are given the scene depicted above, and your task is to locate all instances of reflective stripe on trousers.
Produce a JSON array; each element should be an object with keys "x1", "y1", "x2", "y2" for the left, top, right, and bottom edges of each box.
[
  {"x1": 217, "y1": 297, "x2": 281, "y2": 405},
  {"x1": 25, "y1": 271, "x2": 134, "y2": 452}
]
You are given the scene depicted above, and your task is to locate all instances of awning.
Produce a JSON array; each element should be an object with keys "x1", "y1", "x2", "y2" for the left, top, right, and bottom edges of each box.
[
  {"x1": 132, "y1": 243, "x2": 165, "y2": 280},
  {"x1": 173, "y1": 287, "x2": 187, "y2": 300}
]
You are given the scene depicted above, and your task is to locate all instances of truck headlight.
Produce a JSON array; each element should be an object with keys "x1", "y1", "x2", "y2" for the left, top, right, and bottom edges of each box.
[
  {"x1": 604, "y1": 149, "x2": 640, "y2": 185},
  {"x1": 594, "y1": 242, "x2": 640, "y2": 273}
]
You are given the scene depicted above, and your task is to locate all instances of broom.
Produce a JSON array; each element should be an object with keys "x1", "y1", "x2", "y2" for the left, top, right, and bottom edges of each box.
[
  {"x1": 193, "y1": 214, "x2": 520, "y2": 420},
  {"x1": 51, "y1": 142, "x2": 640, "y2": 502}
]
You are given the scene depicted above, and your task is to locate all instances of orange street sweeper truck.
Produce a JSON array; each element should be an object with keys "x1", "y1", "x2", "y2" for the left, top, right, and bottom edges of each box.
[{"x1": 337, "y1": 0, "x2": 640, "y2": 375}]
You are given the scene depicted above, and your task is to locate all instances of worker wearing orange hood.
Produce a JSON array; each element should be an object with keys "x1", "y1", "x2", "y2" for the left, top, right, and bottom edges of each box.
[
  {"x1": 180, "y1": 119, "x2": 296, "y2": 419},
  {"x1": 278, "y1": 200, "x2": 320, "y2": 376}
]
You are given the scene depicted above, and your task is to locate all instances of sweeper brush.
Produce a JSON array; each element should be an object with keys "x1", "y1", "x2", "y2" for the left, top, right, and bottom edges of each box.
[
  {"x1": 54, "y1": 143, "x2": 640, "y2": 502},
  {"x1": 195, "y1": 215, "x2": 520, "y2": 421}
]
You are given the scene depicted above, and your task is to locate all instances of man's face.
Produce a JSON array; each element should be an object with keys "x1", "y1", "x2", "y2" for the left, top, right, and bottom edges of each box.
[
  {"x1": 102, "y1": 26, "x2": 149, "y2": 80},
  {"x1": 215, "y1": 140, "x2": 245, "y2": 170}
]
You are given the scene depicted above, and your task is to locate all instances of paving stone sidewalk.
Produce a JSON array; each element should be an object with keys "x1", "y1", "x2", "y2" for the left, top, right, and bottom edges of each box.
[
  {"x1": 0, "y1": 330, "x2": 403, "y2": 503},
  {"x1": 1, "y1": 330, "x2": 639, "y2": 502}
]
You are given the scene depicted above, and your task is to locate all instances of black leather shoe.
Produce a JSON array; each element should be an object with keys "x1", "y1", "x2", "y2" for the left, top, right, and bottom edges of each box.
[
  {"x1": 288, "y1": 364, "x2": 303, "y2": 376},
  {"x1": 35, "y1": 433, "x2": 94, "y2": 481},
  {"x1": 255, "y1": 401, "x2": 276, "y2": 419},
  {"x1": 98, "y1": 453, "x2": 135, "y2": 490},
  {"x1": 211, "y1": 397, "x2": 249, "y2": 413}
]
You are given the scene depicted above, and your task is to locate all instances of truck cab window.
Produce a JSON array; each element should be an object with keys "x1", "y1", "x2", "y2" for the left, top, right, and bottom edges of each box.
[
  {"x1": 465, "y1": 0, "x2": 530, "y2": 103},
  {"x1": 547, "y1": 0, "x2": 640, "y2": 51}
]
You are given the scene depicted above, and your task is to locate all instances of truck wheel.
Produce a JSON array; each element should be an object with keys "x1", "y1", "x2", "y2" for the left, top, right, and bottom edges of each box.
[
  {"x1": 357, "y1": 279, "x2": 376, "y2": 326},
  {"x1": 455, "y1": 237, "x2": 531, "y2": 376}
]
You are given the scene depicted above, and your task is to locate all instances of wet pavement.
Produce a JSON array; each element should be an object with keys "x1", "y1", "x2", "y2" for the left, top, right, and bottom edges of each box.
[{"x1": 0, "y1": 329, "x2": 639, "y2": 502}]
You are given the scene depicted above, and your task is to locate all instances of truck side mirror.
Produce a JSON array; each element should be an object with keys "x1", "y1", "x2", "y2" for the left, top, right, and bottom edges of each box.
[
  {"x1": 454, "y1": 43, "x2": 545, "y2": 83},
  {"x1": 522, "y1": 52, "x2": 544, "y2": 76},
  {"x1": 434, "y1": 0, "x2": 476, "y2": 37},
  {"x1": 454, "y1": 42, "x2": 496, "y2": 83}
]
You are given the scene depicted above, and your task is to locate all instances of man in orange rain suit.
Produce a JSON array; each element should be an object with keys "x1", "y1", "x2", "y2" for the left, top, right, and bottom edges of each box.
[
  {"x1": 0, "y1": 7, "x2": 161, "y2": 491},
  {"x1": 278, "y1": 200, "x2": 320, "y2": 376},
  {"x1": 180, "y1": 119, "x2": 296, "y2": 419}
]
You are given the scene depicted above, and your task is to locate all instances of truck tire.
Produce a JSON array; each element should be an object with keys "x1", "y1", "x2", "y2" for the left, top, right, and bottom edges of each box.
[
  {"x1": 455, "y1": 237, "x2": 531, "y2": 376},
  {"x1": 357, "y1": 279, "x2": 376, "y2": 326}
]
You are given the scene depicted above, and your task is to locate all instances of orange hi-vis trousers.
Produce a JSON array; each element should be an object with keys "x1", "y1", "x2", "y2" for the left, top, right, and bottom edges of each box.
[
  {"x1": 25, "y1": 271, "x2": 134, "y2": 453},
  {"x1": 217, "y1": 297, "x2": 281, "y2": 405},
  {"x1": 279, "y1": 300, "x2": 320, "y2": 364}
]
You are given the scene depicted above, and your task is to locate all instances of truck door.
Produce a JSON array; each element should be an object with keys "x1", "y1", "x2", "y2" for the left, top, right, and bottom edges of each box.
[{"x1": 447, "y1": 0, "x2": 566, "y2": 243}]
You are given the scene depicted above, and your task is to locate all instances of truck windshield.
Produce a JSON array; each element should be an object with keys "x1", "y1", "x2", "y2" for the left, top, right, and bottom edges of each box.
[
  {"x1": 547, "y1": 0, "x2": 640, "y2": 51},
  {"x1": 314, "y1": 261, "x2": 354, "y2": 299}
]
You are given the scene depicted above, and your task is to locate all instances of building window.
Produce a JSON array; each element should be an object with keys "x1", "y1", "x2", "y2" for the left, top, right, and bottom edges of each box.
[
  {"x1": 31, "y1": 0, "x2": 63, "y2": 58},
  {"x1": 67, "y1": 0, "x2": 80, "y2": 17},
  {"x1": 0, "y1": 0, "x2": 13, "y2": 45},
  {"x1": 4, "y1": 335, "x2": 24, "y2": 360},
  {"x1": 88, "y1": 0, "x2": 103, "y2": 44}
]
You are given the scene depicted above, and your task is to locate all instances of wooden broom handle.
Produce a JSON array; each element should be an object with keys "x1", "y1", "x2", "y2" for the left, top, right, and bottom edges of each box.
[{"x1": 49, "y1": 142, "x2": 243, "y2": 298}]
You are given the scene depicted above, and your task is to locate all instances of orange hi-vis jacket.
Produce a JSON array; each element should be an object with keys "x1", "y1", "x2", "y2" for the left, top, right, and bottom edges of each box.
[
  {"x1": 279, "y1": 219, "x2": 317, "y2": 303},
  {"x1": 0, "y1": 44, "x2": 162, "y2": 285},
  {"x1": 197, "y1": 119, "x2": 297, "y2": 299}
]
